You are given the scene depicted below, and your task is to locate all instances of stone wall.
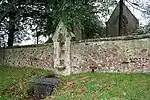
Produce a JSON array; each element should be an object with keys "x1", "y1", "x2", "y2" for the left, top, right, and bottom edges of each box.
[
  {"x1": 0, "y1": 35, "x2": 150, "y2": 74},
  {"x1": 71, "y1": 35, "x2": 150, "y2": 73},
  {"x1": 0, "y1": 44, "x2": 54, "y2": 69}
]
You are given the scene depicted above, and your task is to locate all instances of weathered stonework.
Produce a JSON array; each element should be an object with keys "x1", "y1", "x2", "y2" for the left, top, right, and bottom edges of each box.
[
  {"x1": 0, "y1": 44, "x2": 54, "y2": 69},
  {"x1": 0, "y1": 35, "x2": 150, "y2": 74},
  {"x1": 52, "y1": 21, "x2": 74, "y2": 75},
  {"x1": 71, "y1": 38, "x2": 150, "y2": 73}
]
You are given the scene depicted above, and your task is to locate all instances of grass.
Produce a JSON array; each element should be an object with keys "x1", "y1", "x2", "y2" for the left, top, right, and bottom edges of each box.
[
  {"x1": 48, "y1": 72, "x2": 150, "y2": 100},
  {"x1": 0, "y1": 65, "x2": 54, "y2": 100},
  {"x1": 0, "y1": 66, "x2": 150, "y2": 100}
]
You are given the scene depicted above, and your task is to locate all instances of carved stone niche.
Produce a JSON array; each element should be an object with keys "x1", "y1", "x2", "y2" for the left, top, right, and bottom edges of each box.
[{"x1": 52, "y1": 21, "x2": 75, "y2": 75}]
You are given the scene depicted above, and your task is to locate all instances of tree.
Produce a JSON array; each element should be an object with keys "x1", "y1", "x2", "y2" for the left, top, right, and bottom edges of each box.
[
  {"x1": 0, "y1": 0, "x2": 33, "y2": 47},
  {"x1": 45, "y1": 0, "x2": 99, "y2": 40},
  {"x1": 0, "y1": 0, "x2": 117, "y2": 46},
  {"x1": 0, "y1": 0, "x2": 51, "y2": 46},
  {"x1": 45, "y1": 0, "x2": 117, "y2": 40}
]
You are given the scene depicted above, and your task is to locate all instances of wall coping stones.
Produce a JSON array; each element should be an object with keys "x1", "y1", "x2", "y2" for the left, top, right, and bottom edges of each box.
[
  {"x1": 1, "y1": 43, "x2": 53, "y2": 49},
  {"x1": 72, "y1": 34, "x2": 150, "y2": 44},
  {"x1": 1, "y1": 34, "x2": 150, "y2": 49}
]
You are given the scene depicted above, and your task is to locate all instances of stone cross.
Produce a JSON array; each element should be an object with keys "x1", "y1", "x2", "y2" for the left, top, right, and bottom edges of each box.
[{"x1": 52, "y1": 21, "x2": 75, "y2": 75}]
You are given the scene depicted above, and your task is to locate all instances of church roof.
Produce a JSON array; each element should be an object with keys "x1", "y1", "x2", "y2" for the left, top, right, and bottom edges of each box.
[{"x1": 107, "y1": 1, "x2": 138, "y2": 25}]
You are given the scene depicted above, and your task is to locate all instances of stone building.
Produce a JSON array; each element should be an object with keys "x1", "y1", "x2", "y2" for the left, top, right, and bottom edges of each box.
[{"x1": 106, "y1": 1, "x2": 139, "y2": 36}]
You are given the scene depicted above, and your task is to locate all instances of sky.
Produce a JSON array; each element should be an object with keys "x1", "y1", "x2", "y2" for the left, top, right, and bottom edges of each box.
[
  {"x1": 124, "y1": 0, "x2": 149, "y2": 25},
  {"x1": 18, "y1": 0, "x2": 150, "y2": 45}
]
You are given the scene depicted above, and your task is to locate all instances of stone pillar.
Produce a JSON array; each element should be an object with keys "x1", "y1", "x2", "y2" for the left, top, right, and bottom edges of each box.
[
  {"x1": 52, "y1": 21, "x2": 74, "y2": 75},
  {"x1": 53, "y1": 40, "x2": 71, "y2": 76},
  {"x1": 53, "y1": 42, "x2": 60, "y2": 68},
  {"x1": 64, "y1": 38, "x2": 71, "y2": 75}
]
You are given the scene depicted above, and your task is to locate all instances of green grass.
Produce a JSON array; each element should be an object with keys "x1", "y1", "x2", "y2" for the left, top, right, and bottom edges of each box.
[
  {"x1": 0, "y1": 66, "x2": 54, "y2": 100},
  {"x1": 0, "y1": 66, "x2": 150, "y2": 100},
  {"x1": 48, "y1": 72, "x2": 150, "y2": 100}
]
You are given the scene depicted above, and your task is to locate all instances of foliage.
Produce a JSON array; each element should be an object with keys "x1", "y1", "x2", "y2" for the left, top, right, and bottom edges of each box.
[
  {"x1": 0, "y1": 66, "x2": 54, "y2": 99},
  {"x1": 0, "y1": 0, "x2": 28, "y2": 46},
  {"x1": 45, "y1": 0, "x2": 117, "y2": 39},
  {"x1": 47, "y1": 72, "x2": 150, "y2": 100},
  {"x1": 0, "y1": 0, "x2": 49, "y2": 46},
  {"x1": 134, "y1": 24, "x2": 150, "y2": 34},
  {"x1": 0, "y1": 0, "x2": 118, "y2": 46},
  {"x1": 44, "y1": 0, "x2": 103, "y2": 40}
]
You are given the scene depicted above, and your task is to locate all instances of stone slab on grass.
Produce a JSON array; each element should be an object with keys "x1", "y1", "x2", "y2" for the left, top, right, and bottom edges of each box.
[{"x1": 32, "y1": 77, "x2": 60, "y2": 99}]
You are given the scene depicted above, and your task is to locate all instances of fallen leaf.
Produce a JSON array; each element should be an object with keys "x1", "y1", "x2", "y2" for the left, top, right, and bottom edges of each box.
[{"x1": 81, "y1": 86, "x2": 87, "y2": 93}]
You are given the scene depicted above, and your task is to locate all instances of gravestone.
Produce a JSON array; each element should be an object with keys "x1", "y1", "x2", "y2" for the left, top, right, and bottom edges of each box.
[
  {"x1": 52, "y1": 21, "x2": 75, "y2": 75},
  {"x1": 32, "y1": 77, "x2": 60, "y2": 99}
]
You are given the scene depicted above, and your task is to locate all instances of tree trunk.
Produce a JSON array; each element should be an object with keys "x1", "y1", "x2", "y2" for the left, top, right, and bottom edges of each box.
[
  {"x1": 8, "y1": 25, "x2": 15, "y2": 47},
  {"x1": 8, "y1": 12, "x2": 16, "y2": 47}
]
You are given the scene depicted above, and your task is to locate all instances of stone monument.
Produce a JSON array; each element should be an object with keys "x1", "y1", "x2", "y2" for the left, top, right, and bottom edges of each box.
[{"x1": 52, "y1": 21, "x2": 75, "y2": 75}]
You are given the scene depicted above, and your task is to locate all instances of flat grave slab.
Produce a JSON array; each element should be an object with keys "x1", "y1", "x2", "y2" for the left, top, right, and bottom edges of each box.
[{"x1": 32, "y1": 77, "x2": 60, "y2": 99}]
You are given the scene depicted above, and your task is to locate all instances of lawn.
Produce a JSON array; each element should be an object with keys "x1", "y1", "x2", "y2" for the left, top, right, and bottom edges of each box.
[
  {"x1": 0, "y1": 66, "x2": 54, "y2": 100},
  {"x1": 48, "y1": 72, "x2": 150, "y2": 100},
  {"x1": 0, "y1": 66, "x2": 150, "y2": 100}
]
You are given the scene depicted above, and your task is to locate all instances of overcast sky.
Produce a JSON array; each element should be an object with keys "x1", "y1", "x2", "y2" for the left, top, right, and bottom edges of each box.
[{"x1": 125, "y1": 0, "x2": 149, "y2": 25}]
